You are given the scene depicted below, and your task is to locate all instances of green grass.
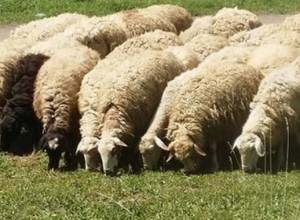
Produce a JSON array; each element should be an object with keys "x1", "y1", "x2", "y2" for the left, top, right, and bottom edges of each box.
[
  {"x1": 0, "y1": 0, "x2": 300, "y2": 23},
  {"x1": 0, "y1": 153, "x2": 300, "y2": 219}
]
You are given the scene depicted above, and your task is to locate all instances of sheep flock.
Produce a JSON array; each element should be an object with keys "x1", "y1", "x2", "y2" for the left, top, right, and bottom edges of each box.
[{"x1": 1, "y1": 4, "x2": 300, "y2": 176}]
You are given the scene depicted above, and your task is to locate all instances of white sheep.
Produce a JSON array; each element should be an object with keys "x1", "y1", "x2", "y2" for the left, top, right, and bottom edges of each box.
[
  {"x1": 154, "y1": 61, "x2": 263, "y2": 174},
  {"x1": 144, "y1": 4, "x2": 193, "y2": 33},
  {"x1": 212, "y1": 7, "x2": 262, "y2": 38},
  {"x1": 184, "y1": 33, "x2": 228, "y2": 62},
  {"x1": 9, "y1": 13, "x2": 86, "y2": 41},
  {"x1": 247, "y1": 44, "x2": 300, "y2": 76},
  {"x1": 233, "y1": 57, "x2": 300, "y2": 173},
  {"x1": 179, "y1": 16, "x2": 214, "y2": 43},
  {"x1": 229, "y1": 23, "x2": 282, "y2": 46},
  {"x1": 77, "y1": 47, "x2": 200, "y2": 175},
  {"x1": 33, "y1": 46, "x2": 99, "y2": 170},
  {"x1": 139, "y1": 67, "x2": 201, "y2": 170}
]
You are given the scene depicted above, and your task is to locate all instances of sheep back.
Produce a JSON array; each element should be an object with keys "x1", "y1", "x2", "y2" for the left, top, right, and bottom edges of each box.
[{"x1": 33, "y1": 46, "x2": 99, "y2": 132}]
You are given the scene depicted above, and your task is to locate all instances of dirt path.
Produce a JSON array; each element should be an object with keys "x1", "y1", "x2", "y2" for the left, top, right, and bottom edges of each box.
[{"x1": 0, "y1": 14, "x2": 288, "y2": 42}]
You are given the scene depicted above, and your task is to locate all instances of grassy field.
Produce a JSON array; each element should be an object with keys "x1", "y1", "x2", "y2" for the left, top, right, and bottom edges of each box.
[
  {"x1": 0, "y1": 153, "x2": 299, "y2": 219},
  {"x1": 0, "y1": 0, "x2": 300, "y2": 23}
]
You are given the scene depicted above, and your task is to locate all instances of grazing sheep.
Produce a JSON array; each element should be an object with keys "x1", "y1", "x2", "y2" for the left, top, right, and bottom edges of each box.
[
  {"x1": 179, "y1": 16, "x2": 214, "y2": 43},
  {"x1": 229, "y1": 23, "x2": 283, "y2": 46},
  {"x1": 76, "y1": 31, "x2": 184, "y2": 171},
  {"x1": 199, "y1": 45, "x2": 255, "y2": 69},
  {"x1": 33, "y1": 46, "x2": 99, "y2": 170},
  {"x1": 0, "y1": 13, "x2": 86, "y2": 108},
  {"x1": 139, "y1": 68, "x2": 200, "y2": 170},
  {"x1": 139, "y1": 35, "x2": 229, "y2": 170},
  {"x1": 233, "y1": 58, "x2": 300, "y2": 173},
  {"x1": 154, "y1": 61, "x2": 263, "y2": 174},
  {"x1": 145, "y1": 4, "x2": 193, "y2": 33},
  {"x1": 9, "y1": 13, "x2": 86, "y2": 41},
  {"x1": 184, "y1": 34, "x2": 228, "y2": 62},
  {"x1": 248, "y1": 44, "x2": 300, "y2": 76},
  {"x1": 212, "y1": 7, "x2": 262, "y2": 38},
  {"x1": 0, "y1": 4, "x2": 186, "y2": 155},
  {"x1": 77, "y1": 48, "x2": 199, "y2": 175}
]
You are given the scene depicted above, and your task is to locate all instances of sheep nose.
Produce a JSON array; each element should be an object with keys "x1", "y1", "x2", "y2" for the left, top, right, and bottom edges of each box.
[{"x1": 104, "y1": 170, "x2": 116, "y2": 177}]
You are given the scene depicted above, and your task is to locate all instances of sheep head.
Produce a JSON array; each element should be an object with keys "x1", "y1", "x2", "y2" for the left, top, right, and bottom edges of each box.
[
  {"x1": 97, "y1": 131, "x2": 128, "y2": 176},
  {"x1": 233, "y1": 133, "x2": 265, "y2": 173},
  {"x1": 76, "y1": 137, "x2": 101, "y2": 171},
  {"x1": 139, "y1": 136, "x2": 162, "y2": 170},
  {"x1": 155, "y1": 134, "x2": 206, "y2": 175},
  {"x1": 38, "y1": 128, "x2": 68, "y2": 170}
]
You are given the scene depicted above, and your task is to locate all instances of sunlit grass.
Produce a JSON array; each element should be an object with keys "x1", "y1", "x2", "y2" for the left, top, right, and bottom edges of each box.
[{"x1": 0, "y1": 153, "x2": 299, "y2": 219}]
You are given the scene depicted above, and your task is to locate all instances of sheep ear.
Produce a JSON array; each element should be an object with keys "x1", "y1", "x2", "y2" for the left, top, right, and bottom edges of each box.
[
  {"x1": 194, "y1": 144, "x2": 206, "y2": 157},
  {"x1": 254, "y1": 137, "x2": 265, "y2": 157},
  {"x1": 154, "y1": 136, "x2": 169, "y2": 151},
  {"x1": 113, "y1": 137, "x2": 128, "y2": 148}
]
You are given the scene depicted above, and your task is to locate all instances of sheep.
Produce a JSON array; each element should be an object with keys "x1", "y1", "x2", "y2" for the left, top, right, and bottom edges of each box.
[
  {"x1": 230, "y1": 23, "x2": 300, "y2": 47},
  {"x1": 33, "y1": 46, "x2": 99, "y2": 170},
  {"x1": 154, "y1": 61, "x2": 263, "y2": 174},
  {"x1": 233, "y1": 58, "x2": 300, "y2": 173},
  {"x1": 212, "y1": 7, "x2": 262, "y2": 38},
  {"x1": 0, "y1": 54, "x2": 47, "y2": 153},
  {"x1": 199, "y1": 45, "x2": 255, "y2": 69},
  {"x1": 75, "y1": 30, "x2": 183, "y2": 171},
  {"x1": 77, "y1": 48, "x2": 200, "y2": 175},
  {"x1": 0, "y1": 4, "x2": 184, "y2": 155},
  {"x1": 282, "y1": 13, "x2": 300, "y2": 33},
  {"x1": 139, "y1": 35, "x2": 229, "y2": 170},
  {"x1": 0, "y1": 13, "x2": 86, "y2": 107},
  {"x1": 179, "y1": 16, "x2": 214, "y2": 43},
  {"x1": 229, "y1": 23, "x2": 283, "y2": 46},
  {"x1": 139, "y1": 68, "x2": 201, "y2": 170},
  {"x1": 247, "y1": 44, "x2": 300, "y2": 76},
  {"x1": 184, "y1": 34, "x2": 228, "y2": 62},
  {"x1": 144, "y1": 4, "x2": 193, "y2": 33},
  {"x1": 104, "y1": 8, "x2": 177, "y2": 39},
  {"x1": 9, "y1": 13, "x2": 87, "y2": 41}
]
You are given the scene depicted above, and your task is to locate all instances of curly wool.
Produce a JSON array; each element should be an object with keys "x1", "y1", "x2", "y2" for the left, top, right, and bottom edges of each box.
[
  {"x1": 78, "y1": 47, "x2": 199, "y2": 153},
  {"x1": 0, "y1": 14, "x2": 86, "y2": 108},
  {"x1": 78, "y1": 30, "x2": 184, "y2": 139},
  {"x1": 212, "y1": 7, "x2": 262, "y2": 38},
  {"x1": 179, "y1": 16, "x2": 214, "y2": 43},
  {"x1": 9, "y1": 13, "x2": 87, "y2": 41},
  {"x1": 229, "y1": 23, "x2": 283, "y2": 46},
  {"x1": 33, "y1": 46, "x2": 99, "y2": 133},
  {"x1": 139, "y1": 67, "x2": 201, "y2": 168},
  {"x1": 247, "y1": 44, "x2": 300, "y2": 76},
  {"x1": 241, "y1": 59, "x2": 300, "y2": 147},
  {"x1": 144, "y1": 4, "x2": 193, "y2": 33},
  {"x1": 184, "y1": 33, "x2": 228, "y2": 62},
  {"x1": 166, "y1": 61, "x2": 263, "y2": 163}
]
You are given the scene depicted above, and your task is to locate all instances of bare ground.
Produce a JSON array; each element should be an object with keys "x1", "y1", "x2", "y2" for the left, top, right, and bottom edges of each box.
[{"x1": 0, "y1": 14, "x2": 288, "y2": 42}]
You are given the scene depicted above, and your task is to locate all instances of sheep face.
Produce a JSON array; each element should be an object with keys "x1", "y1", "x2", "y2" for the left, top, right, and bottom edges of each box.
[
  {"x1": 38, "y1": 131, "x2": 67, "y2": 170},
  {"x1": 233, "y1": 133, "x2": 265, "y2": 173},
  {"x1": 77, "y1": 137, "x2": 102, "y2": 171},
  {"x1": 97, "y1": 132, "x2": 128, "y2": 176},
  {"x1": 155, "y1": 135, "x2": 206, "y2": 175},
  {"x1": 139, "y1": 138, "x2": 161, "y2": 170}
]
